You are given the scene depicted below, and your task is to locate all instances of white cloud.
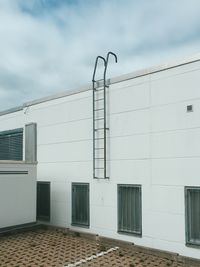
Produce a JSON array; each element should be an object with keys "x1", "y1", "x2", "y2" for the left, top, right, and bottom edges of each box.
[{"x1": 0, "y1": 0, "x2": 200, "y2": 110}]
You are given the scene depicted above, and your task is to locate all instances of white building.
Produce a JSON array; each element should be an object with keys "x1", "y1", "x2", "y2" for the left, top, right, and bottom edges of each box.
[{"x1": 0, "y1": 55, "x2": 200, "y2": 260}]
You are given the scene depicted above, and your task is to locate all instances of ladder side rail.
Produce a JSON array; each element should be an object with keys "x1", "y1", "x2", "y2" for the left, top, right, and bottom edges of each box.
[
  {"x1": 103, "y1": 52, "x2": 118, "y2": 178},
  {"x1": 92, "y1": 56, "x2": 106, "y2": 179}
]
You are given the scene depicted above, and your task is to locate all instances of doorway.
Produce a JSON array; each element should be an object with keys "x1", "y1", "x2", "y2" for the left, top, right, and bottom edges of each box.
[{"x1": 37, "y1": 181, "x2": 50, "y2": 221}]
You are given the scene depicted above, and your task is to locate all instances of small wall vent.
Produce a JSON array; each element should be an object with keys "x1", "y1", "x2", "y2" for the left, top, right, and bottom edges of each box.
[{"x1": 187, "y1": 105, "x2": 193, "y2": 112}]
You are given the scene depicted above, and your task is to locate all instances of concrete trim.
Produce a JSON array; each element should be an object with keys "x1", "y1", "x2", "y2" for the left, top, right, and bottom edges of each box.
[
  {"x1": 0, "y1": 106, "x2": 23, "y2": 117},
  {"x1": 0, "y1": 160, "x2": 38, "y2": 165},
  {"x1": 24, "y1": 84, "x2": 92, "y2": 108},
  {"x1": 0, "y1": 222, "x2": 38, "y2": 235},
  {"x1": 109, "y1": 55, "x2": 200, "y2": 85}
]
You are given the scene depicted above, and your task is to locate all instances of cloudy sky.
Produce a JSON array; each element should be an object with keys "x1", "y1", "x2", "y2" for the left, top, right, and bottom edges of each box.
[{"x1": 1, "y1": 0, "x2": 200, "y2": 111}]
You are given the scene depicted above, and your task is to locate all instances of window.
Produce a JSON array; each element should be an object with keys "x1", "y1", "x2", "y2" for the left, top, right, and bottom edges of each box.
[
  {"x1": 185, "y1": 187, "x2": 200, "y2": 246},
  {"x1": 118, "y1": 184, "x2": 142, "y2": 236},
  {"x1": 0, "y1": 128, "x2": 23, "y2": 161},
  {"x1": 72, "y1": 183, "x2": 89, "y2": 227}
]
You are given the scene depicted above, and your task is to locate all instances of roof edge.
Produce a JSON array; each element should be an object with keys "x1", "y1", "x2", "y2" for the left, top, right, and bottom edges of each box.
[
  {"x1": 0, "y1": 106, "x2": 23, "y2": 117},
  {"x1": 24, "y1": 83, "x2": 92, "y2": 108},
  {"x1": 1, "y1": 53, "x2": 200, "y2": 117},
  {"x1": 109, "y1": 53, "x2": 200, "y2": 85}
]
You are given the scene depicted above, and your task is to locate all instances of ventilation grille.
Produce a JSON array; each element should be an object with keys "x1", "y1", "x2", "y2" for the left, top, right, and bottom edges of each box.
[{"x1": 0, "y1": 128, "x2": 23, "y2": 161}]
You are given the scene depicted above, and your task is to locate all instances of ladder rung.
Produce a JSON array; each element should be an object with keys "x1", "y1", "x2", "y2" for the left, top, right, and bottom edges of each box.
[
  {"x1": 95, "y1": 158, "x2": 104, "y2": 160},
  {"x1": 94, "y1": 177, "x2": 109, "y2": 179},
  {"x1": 94, "y1": 108, "x2": 104, "y2": 111},
  {"x1": 95, "y1": 167, "x2": 104, "y2": 169},
  {"x1": 95, "y1": 137, "x2": 104, "y2": 140},
  {"x1": 95, "y1": 148, "x2": 104, "y2": 150},
  {"x1": 94, "y1": 79, "x2": 104, "y2": 82},
  {"x1": 94, "y1": 128, "x2": 109, "y2": 131},
  {"x1": 95, "y1": 117, "x2": 104, "y2": 121},
  {"x1": 94, "y1": 98, "x2": 104, "y2": 101},
  {"x1": 94, "y1": 128, "x2": 104, "y2": 131},
  {"x1": 94, "y1": 88, "x2": 104, "y2": 92}
]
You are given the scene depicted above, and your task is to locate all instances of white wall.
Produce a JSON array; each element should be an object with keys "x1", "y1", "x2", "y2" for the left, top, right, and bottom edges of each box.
[
  {"x1": 0, "y1": 60, "x2": 200, "y2": 259},
  {"x1": 0, "y1": 162, "x2": 37, "y2": 229}
]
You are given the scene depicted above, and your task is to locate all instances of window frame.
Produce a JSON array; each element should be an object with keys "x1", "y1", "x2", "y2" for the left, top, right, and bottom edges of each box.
[
  {"x1": 185, "y1": 186, "x2": 200, "y2": 247},
  {"x1": 71, "y1": 182, "x2": 90, "y2": 228},
  {"x1": 117, "y1": 184, "x2": 142, "y2": 237}
]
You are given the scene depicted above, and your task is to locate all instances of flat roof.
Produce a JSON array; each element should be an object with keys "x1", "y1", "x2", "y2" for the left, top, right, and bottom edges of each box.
[{"x1": 1, "y1": 53, "x2": 200, "y2": 117}]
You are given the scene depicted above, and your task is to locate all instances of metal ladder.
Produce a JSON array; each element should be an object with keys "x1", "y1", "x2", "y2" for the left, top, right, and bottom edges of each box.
[{"x1": 92, "y1": 52, "x2": 117, "y2": 179}]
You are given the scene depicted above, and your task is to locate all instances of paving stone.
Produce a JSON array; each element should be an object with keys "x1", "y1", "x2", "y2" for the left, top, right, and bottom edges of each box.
[{"x1": 0, "y1": 229, "x2": 197, "y2": 267}]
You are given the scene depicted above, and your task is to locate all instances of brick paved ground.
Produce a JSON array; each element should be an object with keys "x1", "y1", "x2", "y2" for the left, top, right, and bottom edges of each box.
[{"x1": 0, "y1": 228, "x2": 197, "y2": 267}]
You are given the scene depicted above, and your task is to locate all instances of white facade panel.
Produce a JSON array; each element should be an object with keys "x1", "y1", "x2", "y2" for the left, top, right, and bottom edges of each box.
[
  {"x1": 143, "y1": 185, "x2": 184, "y2": 215},
  {"x1": 37, "y1": 140, "x2": 92, "y2": 162},
  {"x1": 90, "y1": 205, "x2": 117, "y2": 231},
  {"x1": 26, "y1": 95, "x2": 92, "y2": 127},
  {"x1": 143, "y1": 212, "x2": 185, "y2": 242},
  {"x1": 51, "y1": 180, "x2": 68, "y2": 203},
  {"x1": 110, "y1": 159, "x2": 149, "y2": 183},
  {"x1": 38, "y1": 119, "x2": 92, "y2": 145},
  {"x1": 109, "y1": 80, "x2": 150, "y2": 114},
  {"x1": 151, "y1": 128, "x2": 200, "y2": 158},
  {"x1": 91, "y1": 181, "x2": 117, "y2": 207},
  {"x1": 151, "y1": 99, "x2": 200, "y2": 132},
  {"x1": 152, "y1": 158, "x2": 200, "y2": 186},
  {"x1": 110, "y1": 135, "x2": 150, "y2": 160},
  {"x1": 110, "y1": 74, "x2": 149, "y2": 91},
  {"x1": 51, "y1": 200, "x2": 68, "y2": 228},
  {"x1": 151, "y1": 67, "x2": 200, "y2": 106},
  {"x1": 0, "y1": 110, "x2": 24, "y2": 131},
  {"x1": 37, "y1": 161, "x2": 92, "y2": 181},
  {"x1": 110, "y1": 109, "x2": 150, "y2": 137}
]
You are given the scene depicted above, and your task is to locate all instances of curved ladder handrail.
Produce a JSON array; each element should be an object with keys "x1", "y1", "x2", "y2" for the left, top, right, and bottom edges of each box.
[
  {"x1": 104, "y1": 51, "x2": 118, "y2": 83},
  {"x1": 92, "y1": 56, "x2": 106, "y2": 83}
]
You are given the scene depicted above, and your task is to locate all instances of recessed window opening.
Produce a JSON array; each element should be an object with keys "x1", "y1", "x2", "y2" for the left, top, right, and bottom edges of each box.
[
  {"x1": 185, "y1": 187, "x2": 200, "y2": 246},
  {"x1": 72, "y1": 183, "x2": 90, "y2": 227},
  {"x1": 118, "y1": 184, "x2": 142, "y2": 236}
]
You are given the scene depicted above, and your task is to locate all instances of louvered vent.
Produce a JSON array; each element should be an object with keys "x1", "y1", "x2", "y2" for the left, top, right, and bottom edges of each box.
[{"x1": 0, "y1": 128, "x2": 23, "y2": 161}]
